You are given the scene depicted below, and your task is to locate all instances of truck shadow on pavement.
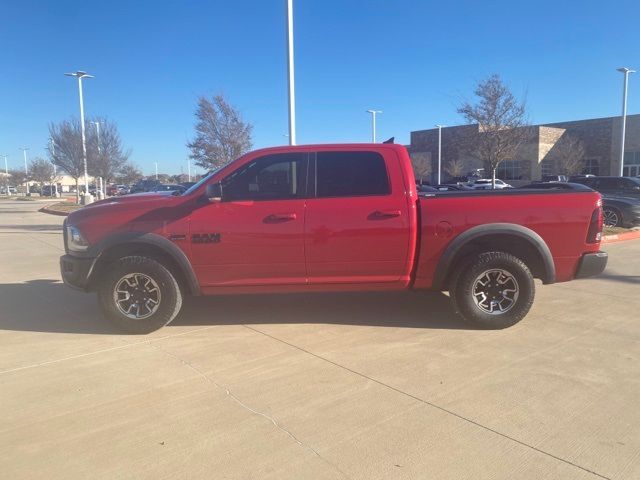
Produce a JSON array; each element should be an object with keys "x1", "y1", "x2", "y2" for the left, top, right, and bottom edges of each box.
[{"x1": 0, "y1": 280, "x2": 471, "y2": 335}]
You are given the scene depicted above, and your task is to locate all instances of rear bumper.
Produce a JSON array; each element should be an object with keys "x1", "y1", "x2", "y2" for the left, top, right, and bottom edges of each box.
[
  {"x1": 575, "y1": 251, "x2": 608, "y2": 279},
  {"x1": 60, "y1": 254, "x2": 96, "y2": 291}
]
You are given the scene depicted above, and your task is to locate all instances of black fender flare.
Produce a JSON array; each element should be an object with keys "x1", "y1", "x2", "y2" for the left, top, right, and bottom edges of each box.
[
  {"x1": 87, "y1": 232, "x2": 200, "y2": 295},
  {"x1": 431, "y1": 223, "x2": 556, "y2": 290}
]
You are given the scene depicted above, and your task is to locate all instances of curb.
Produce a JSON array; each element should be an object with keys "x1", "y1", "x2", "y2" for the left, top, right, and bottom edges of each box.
[
  {"x1": 39, "y1": 206, "x2": 70, "y2": 216},
  {"x1": 39, "y1": 201, "x2": 78, "y2": 217},
  {"x1": 602, "y1": 229, "x2": 640, "y2": 244}
]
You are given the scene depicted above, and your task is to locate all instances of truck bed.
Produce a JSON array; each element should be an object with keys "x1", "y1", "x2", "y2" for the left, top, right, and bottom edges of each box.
[{"x1": 413, "y1": 188, "x2": 603, "y2": 289}]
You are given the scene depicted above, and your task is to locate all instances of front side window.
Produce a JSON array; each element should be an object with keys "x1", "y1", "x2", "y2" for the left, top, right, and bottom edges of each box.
[
  {"x1": 222, "y1": 153, "x2": 307, "y2": 201},
  {"x1": 316, "y1": 151, "x2": 390, "y2": 198}
]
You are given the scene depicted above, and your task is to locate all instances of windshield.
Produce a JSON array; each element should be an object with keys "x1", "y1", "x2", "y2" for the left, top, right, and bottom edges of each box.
[{"x1": 183, "y1": 167, "x2": 223, "y2": 196}]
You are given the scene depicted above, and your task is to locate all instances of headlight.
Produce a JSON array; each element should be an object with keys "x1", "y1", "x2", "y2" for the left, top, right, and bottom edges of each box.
[{"x1": 66, "y1": 225, "x2": 90, "y2": 252}]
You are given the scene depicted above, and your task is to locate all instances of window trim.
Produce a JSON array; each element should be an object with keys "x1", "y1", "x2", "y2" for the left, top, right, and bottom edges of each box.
[{"x1": 310, "y1": 150, "x2": 392, "y2": 199}]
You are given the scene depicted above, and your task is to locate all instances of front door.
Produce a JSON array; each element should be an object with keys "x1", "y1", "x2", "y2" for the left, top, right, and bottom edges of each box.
[
  {"x1": 190, "y1": 153, "x2": 309, "y2": 287},
  {"x1": 304, "y1": 150, "x2": 412, "y2": 285}
]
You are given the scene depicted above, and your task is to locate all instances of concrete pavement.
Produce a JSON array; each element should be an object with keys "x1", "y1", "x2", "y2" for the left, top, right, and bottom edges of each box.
[{"x1": 0, "y1": 200, "x2": 638, "y2": 479}]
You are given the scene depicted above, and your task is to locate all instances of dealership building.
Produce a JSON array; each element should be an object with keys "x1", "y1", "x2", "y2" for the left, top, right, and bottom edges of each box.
[{"x1": 409, "y1": 114, "x2": 640, "y2": 182}]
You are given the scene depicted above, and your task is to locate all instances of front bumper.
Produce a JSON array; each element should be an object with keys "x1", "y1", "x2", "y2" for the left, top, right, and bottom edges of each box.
[
  {"x1": 575, "y1": 251, "x2": 608, "y2": 279},
  {"x1": 60, "y1": 254, "x2": 96, "y2": 291}
]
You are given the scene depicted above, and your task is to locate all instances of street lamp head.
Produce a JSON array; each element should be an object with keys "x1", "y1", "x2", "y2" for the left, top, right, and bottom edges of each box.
[
  {"x1": 64, "y1": 71, "x2": 94, "y2": 78},
  {"x1": 366, "y1": 109, "x2": 383, "y2": 114},
  {"x1": 435, "y1": 124, "x2": 446, "y2": 128},
  {"x1": 617, "y1": 67, "x2": 636, "y2": 74}
]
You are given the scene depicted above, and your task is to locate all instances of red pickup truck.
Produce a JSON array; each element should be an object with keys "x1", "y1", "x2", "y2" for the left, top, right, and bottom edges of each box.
[{"x1": 60, "y1": 144, "x2": 607, "y2": 333}]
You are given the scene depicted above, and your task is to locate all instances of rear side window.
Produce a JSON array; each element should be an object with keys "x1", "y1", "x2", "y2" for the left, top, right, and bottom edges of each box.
[
  {"x1": 316, "y1": 151, "x2": 390, "y2": 197},
  {"x1": 597, "y1": 178, "x2": 619, "y2": 190}
]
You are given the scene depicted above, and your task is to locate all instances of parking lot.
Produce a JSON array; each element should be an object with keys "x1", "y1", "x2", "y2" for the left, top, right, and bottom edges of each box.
[{"x1": 1, "y1": 200, "x2": 638, "y2": 480}]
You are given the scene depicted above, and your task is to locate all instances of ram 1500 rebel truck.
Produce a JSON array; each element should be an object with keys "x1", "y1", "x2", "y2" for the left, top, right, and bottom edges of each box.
[{"x1": 60, "y1": 144, "x2": 608, "y2": 333}]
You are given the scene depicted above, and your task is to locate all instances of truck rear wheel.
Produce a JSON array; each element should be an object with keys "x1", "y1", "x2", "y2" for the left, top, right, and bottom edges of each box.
[
  {"x1": 450, "y1": 252, "x2": 535, "y2": 329},
  {"x1": 97, "y1": 256, "x2": 183, "y2": 334}
]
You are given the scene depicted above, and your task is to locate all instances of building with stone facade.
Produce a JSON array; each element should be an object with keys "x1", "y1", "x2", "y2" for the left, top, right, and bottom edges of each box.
[{"x1": 409, "y1": 114, "x2": 640, "y2": 183}]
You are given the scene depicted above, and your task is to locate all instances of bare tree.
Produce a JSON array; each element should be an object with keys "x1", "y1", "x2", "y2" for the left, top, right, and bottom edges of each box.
[
  {"x1": 116, "y1": 163, "x2": 143, "y2": 185},
  {"x1": 7, "y1": 169, "x2": 28, "y2": 194},
  {"x1": 49, "y1": 119, "x2": 86, "y2": 203},
  {"x1": 187, "y1": 95, "x2": 253, "y2": 170},
  {"x1": 458, "y1": 74, "x2": 530, "y2": 188},
  {"x1": 0, "y1": 173, "x2": 10, "y2": 192},
  {"x1": 552, "y1": 134, "x2": 586, "y2": 176},
  {"x1": 444, "y1": 158, "x2": 466, "y2": 178},
  {"x1": 86, "y1": 117, "x2": 131, "y2": 184},
  {"x1": 410, "y1": 152, "x2": 432, "y2": 184},
  {"x1": 29, "y1": 158, "x2": 56, "y2": 186}
]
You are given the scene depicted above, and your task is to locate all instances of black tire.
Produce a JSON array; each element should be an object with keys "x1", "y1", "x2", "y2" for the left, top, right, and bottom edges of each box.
[
  {"x1": 97, "y1": 256, "x2": 183, "y2": 334},
  {"x1": 602, "y1": 207, "x2": 622, "y2": 228},
  {"x1": 450, "y1": 252, "x2": 535, "y2": 329}
]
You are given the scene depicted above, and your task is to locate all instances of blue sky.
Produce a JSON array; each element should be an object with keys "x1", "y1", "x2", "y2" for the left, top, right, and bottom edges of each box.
[{"x1": 1, "y1": 0, "x2": 639, "y2": 176}]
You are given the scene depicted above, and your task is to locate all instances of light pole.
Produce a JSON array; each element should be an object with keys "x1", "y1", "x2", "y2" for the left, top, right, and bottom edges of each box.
[
  {"x1": 65, "y1": 70, "x2": 94, "y2": 202},
  {"x1": 48, "y1": 138, "x2": 58, "y2": 197},
  {"x1": 91, "y1": 121, "x2": 101, "y2": 154},
  {"x1": 91, "y1": 121, "x2": 103, "y2": 198},
  {"x1": 187, "y1": 159, "x2": 191, "y2": 182},
  {"x1": 155, "y1": 162, "x2": 158, "y2": 180},
  {"x1": 2, "y1": 154, "x2": 8, "y2": 196},
  {"x1": 617, "y1": 67, "x2": 635, "y2": 176},
  {"x1": 435, "y1": 125, "x2": 445, "y2": 185},
  {"x1": 286, "y1": 0, "x2": 296, "y2": 145},
  {"x1": 20, "y1": 147, "x2": 29, "y2": 196},
  {"x1": 366, "y1": 110, "x2": 383, "y2": 143}
]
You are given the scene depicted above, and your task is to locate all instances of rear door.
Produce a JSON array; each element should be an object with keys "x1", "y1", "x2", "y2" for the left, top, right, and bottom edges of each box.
[{"x1": 304, "y1": 149, "x2": 412, "y2": 285}]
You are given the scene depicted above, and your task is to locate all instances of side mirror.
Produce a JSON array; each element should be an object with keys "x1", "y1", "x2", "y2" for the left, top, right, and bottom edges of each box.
[{"x1": 205, "y1": 182, "x2": 223, "y2": 202}]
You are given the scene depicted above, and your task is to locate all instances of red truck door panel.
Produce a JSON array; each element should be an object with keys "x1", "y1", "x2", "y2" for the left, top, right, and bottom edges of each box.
[
  {"x1": 305, "y1": 150, "x2": 411, "y2": 284},
  {"x1": 190, "y1": 153, "x2": 308, "y2": 287}
]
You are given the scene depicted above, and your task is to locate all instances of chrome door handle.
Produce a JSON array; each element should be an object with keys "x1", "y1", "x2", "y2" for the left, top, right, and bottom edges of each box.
[
  {"x1": 370, "y1": 210, "x2": 401, "y2": 219},
  {"x1": 264, "y1": 213, "x2": 297, "y2": 223}
]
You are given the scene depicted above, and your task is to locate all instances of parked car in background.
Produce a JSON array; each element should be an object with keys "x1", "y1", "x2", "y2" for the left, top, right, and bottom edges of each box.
[
  {"x1": 129, "y1": 179, "x2": 161, "y2": 194},
  {"x1": 0, "y1": 186, "x2": 17, "y2": 195},
  {"x1": 569, "y1": 174, "x2": 596, "y2": 182},
  {"x1": 106, "y1": 184, "x2": 119, "y2": 196},
  {"x1": 432, "y1": 184, "x2": 475, "y2": 191},
  {"x1": 572, "y1": 176, "x2": 640, "y2": 198},
  {"x1": 600, "y1": 195, "x2": 640, "y2": 228},
  {"x1": 469, "y1": 179, "x2": 513, "y2": 190},
  {"x1": 152, "y1": 184, "x2": 187, "y2": 194},
  {"x1": 541, "y1": 175, "x2": 569, "y2": 183},
  {"x1": 41, "y1": 185, "x2": 60, "y2": 197}
]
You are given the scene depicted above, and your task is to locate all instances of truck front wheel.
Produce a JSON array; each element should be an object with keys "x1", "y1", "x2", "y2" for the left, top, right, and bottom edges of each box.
[
  {"x1": 450, "y1": 252, "x2": 535, "y2": 329},
  {"x1": 97, "y1": 256, "x2": 183, "y2": 334}
]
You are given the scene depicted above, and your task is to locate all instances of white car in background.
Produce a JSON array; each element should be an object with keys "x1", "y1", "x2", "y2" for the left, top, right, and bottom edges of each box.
[{"x1": 469, "y1": 178, "x2": 513, "y2": 190}]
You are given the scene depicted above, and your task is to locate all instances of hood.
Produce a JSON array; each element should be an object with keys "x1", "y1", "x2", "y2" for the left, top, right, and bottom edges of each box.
[
  {"x1": 67, "y1": 191, "x2": 178, "y2": 225},
  {"x1": 89, "y1": 191, "x2": 176, "y2": 206}
]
